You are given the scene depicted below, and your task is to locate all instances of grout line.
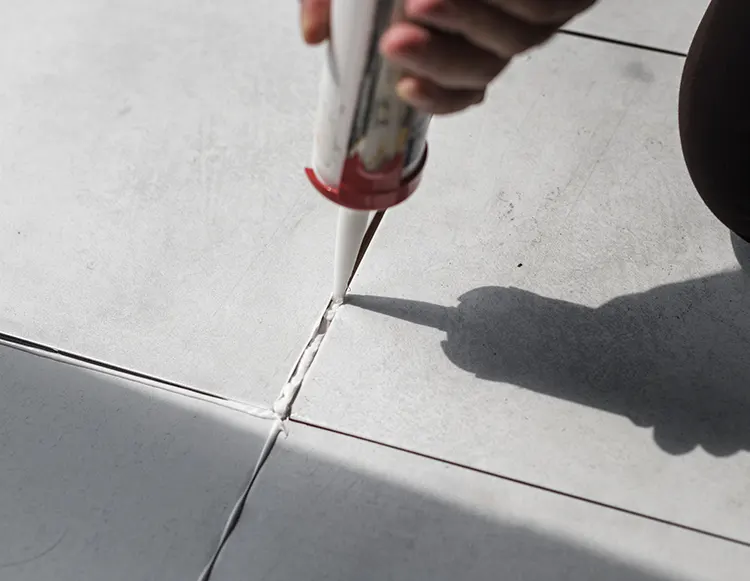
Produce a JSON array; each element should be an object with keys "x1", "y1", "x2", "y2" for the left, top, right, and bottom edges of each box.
[
  {"x1": 0, "y1": 334, "x2": 274, "y2": 420},
  {"x1": 202, "y1": 29, "x2": 680, "y2": 578},
  {"x1": 558, "y1": 29, "x2": 688, "y2": 58},
  {"x1": 271, "y1": 208, "x2": 388, "y2": 419},
  {"x1": 198, "y1": 209, "x2": 389, "y2": 578},
  {"x1": 270, "y1": 298, "x2": 338, "y2": 420},
  {"x1": 198, "y1": 419, "x2": 284, "y2": 581},
  {"x1": 291, "y1": 418, "x2": 750, "y2": 550},
  {"x1": 1, "y1": 209, "x2": 389, "y2": 581}
]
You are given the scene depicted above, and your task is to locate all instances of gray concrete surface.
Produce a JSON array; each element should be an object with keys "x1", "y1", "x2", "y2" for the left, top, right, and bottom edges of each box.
[
  {"x1": 566, "y1": 0, "x2": 709, "y2": 53},
  {"x1": 296, "y1": 35, "x2": 750, "y2": 542},
  {"x1": 210, "y1": 422, "x2": 748, "y2": 581},
  {"x1": 0, "y1": 342, "x2": 271, "y2": 580},
  {"x1": 0, "y1": 0, "x2": 333, "y2": 408},
  {"x1": 1, "y1": 1, "x2": 748, "y2": 580}
]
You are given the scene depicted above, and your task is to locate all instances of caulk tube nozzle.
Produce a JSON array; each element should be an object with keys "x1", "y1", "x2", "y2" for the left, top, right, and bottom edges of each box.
[{"x1": 332, "y1": 207, "x2": 369, "y2": 302}]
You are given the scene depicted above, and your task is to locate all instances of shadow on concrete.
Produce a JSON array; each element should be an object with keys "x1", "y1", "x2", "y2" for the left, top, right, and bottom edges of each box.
[
  {"x1": 212, "y1": 421, "x2": 695, "y2": 581},
  {"x1": 731, "y1": 231, "x2": 750, "y2": 271},
  {"x1": 348, "y1": 236, "x2": 750, "y2": 457},
  {"x1": 0, "y1": 342, "x2": 267, "y2": 581},
  {"x1": 1, "y1": 340, "x2": 689, "y2": 581}
]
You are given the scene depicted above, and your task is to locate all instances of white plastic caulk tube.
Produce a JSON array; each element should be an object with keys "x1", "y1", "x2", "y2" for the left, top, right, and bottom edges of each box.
[{"x1": 305, "y1": 0, "x2": 431, "y2": 211}]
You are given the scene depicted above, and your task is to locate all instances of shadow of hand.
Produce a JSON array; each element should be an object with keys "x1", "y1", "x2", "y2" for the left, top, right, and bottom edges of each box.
[{"x1": 350, "y1": 266, "x2": 750, "y2": 457}]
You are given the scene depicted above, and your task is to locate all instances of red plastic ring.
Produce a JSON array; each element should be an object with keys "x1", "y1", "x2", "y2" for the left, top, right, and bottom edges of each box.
[{"x1": 305, "y1": 145, "x2": 428, "y2": 211}]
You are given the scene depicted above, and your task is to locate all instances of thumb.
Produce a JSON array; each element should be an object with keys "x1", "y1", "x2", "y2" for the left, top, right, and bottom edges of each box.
[{"x1": 300, "y1": 0, "x2": 331, "y2": 45}]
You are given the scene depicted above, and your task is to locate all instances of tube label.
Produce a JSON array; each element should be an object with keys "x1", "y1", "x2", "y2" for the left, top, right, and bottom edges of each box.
[{"x1": 311, "y1": 0, "x2": 431, "y2": 193}]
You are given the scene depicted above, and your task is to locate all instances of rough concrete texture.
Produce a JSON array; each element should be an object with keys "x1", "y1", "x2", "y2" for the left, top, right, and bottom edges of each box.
[
  {"x1": 566, "y1": 0, "x2": 710, "y2": 53},
  {"x1": 296, "y1": 35, "x2": 750, "y2": 542},
  {"x1": 1, "y1": 1, "x2": 748, "y2": 579},
  {"x1": 0, "y1": 0, "x2": 334, "y2": 408},
  {"x1": 0, "y1": 343, "x2": 271, "y2": 581},
  {"x1": 210, "y1": 422, "x2": 749, "y2": 581}
]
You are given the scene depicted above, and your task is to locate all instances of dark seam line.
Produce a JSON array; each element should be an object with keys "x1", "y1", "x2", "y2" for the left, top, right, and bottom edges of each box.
[
  {"x1": 0, "y1": 211, "x2": 384, "y2": 409},
  {"x1": 559, "y1": 29, "x2": 688, "y2": 58},
  {"x1": 198, "y1": 423, "x2": 282, "y2": 581},
  {"x1": 0, "y1": 210, "x2": 387, "y2": 404},
  {"x1": 348, "y1": 209, "x2": 386, "y2": 287},
  {"x1": 202, "y1": 211, "x2": 385, "y2": 578},
  {"x1": 0, "y1": 332, "x2": 231, "y2": 403},
  {"x1": 291, "y1": 417, "x2": 750, "y2": 549}
]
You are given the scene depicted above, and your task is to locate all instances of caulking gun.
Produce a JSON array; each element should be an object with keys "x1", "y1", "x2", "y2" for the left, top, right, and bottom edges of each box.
[{"x1": 305, "y1": 0, "x2": 432, "y2": 302}]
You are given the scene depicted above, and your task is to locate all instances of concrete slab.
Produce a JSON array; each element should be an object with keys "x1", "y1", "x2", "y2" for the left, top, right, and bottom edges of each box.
[
  {"x1": 566, "y1": 0, "x2": 709, "y2": 54},
  {"x1": 296, "y1": 36, "x2": 750, "y2": 541},
  {"x1": 211, "y1": 422, "x2": 749, "y2": 581},
  {"x1": 0, "y1": 0, "x2": 333, "y2": 407},
  {"x1": 0, "y1": 342, "x2": 270, "y2": 581}
]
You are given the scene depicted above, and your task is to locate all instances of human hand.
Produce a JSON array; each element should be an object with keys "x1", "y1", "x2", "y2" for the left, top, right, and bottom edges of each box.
[{"x1": 300, "y1": 0, "x2": 596, "y2": 114}]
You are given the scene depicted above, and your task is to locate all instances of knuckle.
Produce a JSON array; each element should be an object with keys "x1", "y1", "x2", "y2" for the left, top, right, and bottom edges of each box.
[
  {"x1": 465, "y1": 94, "x2": 485, "y2": 111},
  {"x1": 502, "y1": 33, "x2": 535, "y2": 56},
  {"x1": 408, "y1": 0, "x2": 452, "y2": 19},
  {"x1": 454, "y1": 60, "x2": 498, "y2": 89},
  {"x1": 435, "y1": 103, "x2": 457, "y2": 115},
  {"x1": 482, "y1": 58, "x2": 507, "y2": 83},
  {"x1": 442, "y1": 90, "x2": 485, "y2": 115},
  {"x1": 517, "y1": 26, "x2": 555, "y2": 52},
  {"x1": 438, "y1": 100, "x2": 465, "y2": 115},
  {"x1": 516, "y1": 1, "x2": 553, "y2": 24},
  {"x1": 480, "y1": 9, "x2": 556, "y2": 58},
  {"x1": 477, "y1": 71, "x2": 496, "y2": 86}
]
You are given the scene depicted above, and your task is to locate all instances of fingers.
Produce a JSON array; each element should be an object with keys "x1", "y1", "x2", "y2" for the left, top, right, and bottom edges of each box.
[
  {"x1": 384, "y1": 0, "x2": 596, "y2": 113},
  {"x1": 380, "y1": 20, "x2": 504, "y2": 114},
  {"x1": 396, "y1": 77, "x2": 486, "y2": 114},
  {"x1": 407, "y1": 0, "x2": 557, "y2": 59},
  {"x1": 488, "y1": 0, "x2": 596, "y2": 25},
  {"x1": 381, "y1": 22, "x2": 508, "y2": 90},
  {"x1": 299, "y1": 0, "x2": 596, "y2": 115},
  {"x1": 300, "y1": 0, "x2": 331, "y2": 44}
]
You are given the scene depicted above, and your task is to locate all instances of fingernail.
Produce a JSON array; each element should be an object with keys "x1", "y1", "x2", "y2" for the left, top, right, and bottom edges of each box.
[
  {"x1": 396, "y1": 77, "x2": 425, "y2": 105},
  {"x1": 302, "y1": 9, "x2": 325, "y2": 44},
  {"x1": 380, "y1": 26, "x2": 423, "y2": 60},
  {"x1": 301, "y1": 11, "x2": 313, "y2": 42}
]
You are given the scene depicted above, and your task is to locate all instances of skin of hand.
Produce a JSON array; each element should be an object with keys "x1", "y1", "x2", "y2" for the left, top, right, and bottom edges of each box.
[{"x1": 300, "y1": 0, "x2": 596, "y2": 114}]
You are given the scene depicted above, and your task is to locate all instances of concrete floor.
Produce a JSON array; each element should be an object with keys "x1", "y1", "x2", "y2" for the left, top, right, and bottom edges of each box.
[
  {"x1": 4, "y1": 0, "x2": 749, "y2": 579},
  {"x1": 0, "y1": 0, "x2": 332, "y2": 406},
  {"x1": 565, "y1": 0, "x2": 710, "y2": 53}
]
